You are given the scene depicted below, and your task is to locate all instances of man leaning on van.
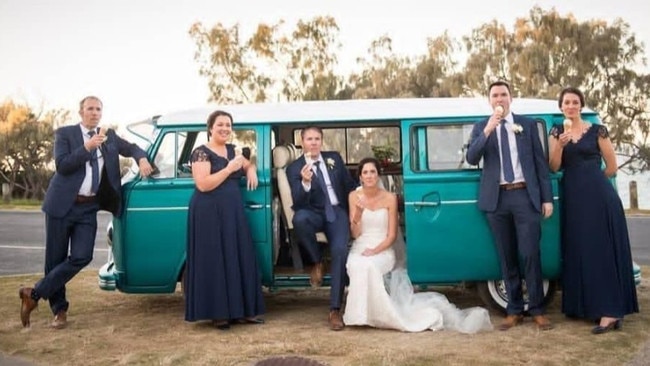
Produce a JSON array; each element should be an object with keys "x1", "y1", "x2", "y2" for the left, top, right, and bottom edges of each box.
[{"x1": 466, "y1": 80, "x2": 554, "y2": 331}]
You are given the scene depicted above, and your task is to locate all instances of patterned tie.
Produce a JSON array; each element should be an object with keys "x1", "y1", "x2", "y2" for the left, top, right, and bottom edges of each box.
[
  {"x1": 499, "y1": 120, "x2": 515, "y2": 183},
  {"x1": 88, "y1": 130, "x2": 100, "y2": 194},
  {"x1": 313, "y1": 161, "x2": 335, "y2": 222}
]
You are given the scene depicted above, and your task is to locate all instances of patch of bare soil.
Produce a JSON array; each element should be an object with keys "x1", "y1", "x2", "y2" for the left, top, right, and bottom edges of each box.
[{"x1": 1, "y1": 270, "x2": 648, "y2": 366}]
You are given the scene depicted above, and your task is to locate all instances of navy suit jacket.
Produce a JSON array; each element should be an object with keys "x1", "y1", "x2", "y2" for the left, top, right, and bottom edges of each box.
[
  {"x1": 286, "y1": 151, "x2": 356, "y2": 213},
  {"x1": 42, "y1": 124, "x2": 148, "y2": 218},
  {"x1": 466, "y1": 114, "x2": 552, "y2": 213}
]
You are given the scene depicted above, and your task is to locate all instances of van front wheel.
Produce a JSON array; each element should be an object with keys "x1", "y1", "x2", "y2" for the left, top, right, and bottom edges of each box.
[{"x1": 476, "y1": 279, "x2": 557, "y2": 315}]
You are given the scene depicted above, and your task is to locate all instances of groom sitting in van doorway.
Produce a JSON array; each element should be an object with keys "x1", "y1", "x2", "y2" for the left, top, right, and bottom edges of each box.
[{"x1": 286, "y1": 125, "x2": 356, "y2": 331}]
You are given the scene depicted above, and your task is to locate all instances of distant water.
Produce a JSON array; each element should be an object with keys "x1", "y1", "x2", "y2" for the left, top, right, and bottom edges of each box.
[{"x1": 616, "y1": 170, "x2": 650, "y2": 209}]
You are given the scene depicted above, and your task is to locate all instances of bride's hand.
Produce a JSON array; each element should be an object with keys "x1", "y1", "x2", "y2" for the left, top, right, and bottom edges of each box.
[
  {"x1": 361, "y1": 248, "x2": 377, "y2": 256},
  {"x1": 355, "y1": 194, "x2": 366, "y2": 211}
]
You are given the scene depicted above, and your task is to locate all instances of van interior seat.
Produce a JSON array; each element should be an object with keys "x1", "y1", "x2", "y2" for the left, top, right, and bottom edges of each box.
[{"x1": 272, "y1": 144, "x2": 327, "y2": 270}]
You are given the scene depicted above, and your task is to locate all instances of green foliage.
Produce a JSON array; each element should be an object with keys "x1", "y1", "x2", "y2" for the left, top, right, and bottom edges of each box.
[
  {"x1": 189, "y1": 16, "x2": 343, "y2": 103},
  {"x1": 371, "y1": 144, "x2": 397, "y2": 162},
  {"x1": 190, "y1": 7, "x2": 650, "y2": 172},
  {"x1": 0, "y1": 100, "x2": 69, "y2": 200}
]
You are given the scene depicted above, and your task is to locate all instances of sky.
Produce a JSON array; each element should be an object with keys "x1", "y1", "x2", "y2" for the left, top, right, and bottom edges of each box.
[{"x1": 1, "y1": 0, "x2": 649, "y2": 125}]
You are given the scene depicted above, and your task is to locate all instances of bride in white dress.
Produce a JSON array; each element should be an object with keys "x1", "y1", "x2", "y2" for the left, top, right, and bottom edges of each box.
[{"x1": 343, "y1": 158, "x2": 493, "y2": 333}]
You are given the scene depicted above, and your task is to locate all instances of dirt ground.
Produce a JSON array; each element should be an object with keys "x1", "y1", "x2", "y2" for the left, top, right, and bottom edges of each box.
[{"x1": 1, "y1": 270, "x2": 648, "y2": 366}]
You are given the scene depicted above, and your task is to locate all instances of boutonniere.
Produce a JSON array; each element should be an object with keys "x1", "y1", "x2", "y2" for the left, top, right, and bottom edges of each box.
[
  {"x1": 326, "y1": 158, "x2": 335, "y2": 170},
  {"x1": 512, "y1": 123, "x2": 523, "y2": 134}
]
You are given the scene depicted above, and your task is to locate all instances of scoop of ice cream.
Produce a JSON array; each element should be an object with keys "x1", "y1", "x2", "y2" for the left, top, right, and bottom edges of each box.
[
  {"x1": 563, "y1": 119, "x2": 572, "y2": 131},
  {"x1": 494, "y1": 105, "x2": 504, "y2": 115}
]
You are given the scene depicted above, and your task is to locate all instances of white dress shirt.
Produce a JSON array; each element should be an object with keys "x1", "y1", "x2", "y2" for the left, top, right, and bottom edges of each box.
[{"x1": 78, "y1": 125, "x2": 105, "y2": 196}]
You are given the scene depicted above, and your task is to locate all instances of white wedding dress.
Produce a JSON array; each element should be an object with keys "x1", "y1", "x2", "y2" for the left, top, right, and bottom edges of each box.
[{"x1": 343, "y1": 208, "x2": 493, "y2": 333}]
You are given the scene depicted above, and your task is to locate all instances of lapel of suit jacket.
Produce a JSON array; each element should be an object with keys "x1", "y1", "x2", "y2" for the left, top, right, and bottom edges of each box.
[
  {"x1": 512, "y1": 114, "x2": 525, "y2": 156},
  {"x1": 486, "y1": 119, "x2": 499, "y2": 150},
  {"x1": 322, "y1": 152, "x2": 337, "y2": 182},
  {"x1": 74, "y1": 124, "x2": 86, "y2": 148}
]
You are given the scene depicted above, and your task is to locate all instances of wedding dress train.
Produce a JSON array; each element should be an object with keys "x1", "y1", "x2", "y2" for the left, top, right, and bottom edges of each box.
[{"x1": 343, "y1": 208, "x2": 493, "y2": 333}]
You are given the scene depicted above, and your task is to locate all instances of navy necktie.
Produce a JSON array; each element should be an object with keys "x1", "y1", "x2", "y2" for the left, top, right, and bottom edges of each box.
[
  {"x1": 88, "y1": 130, "x2": 100, "y2": 194},
  {"x1": 499, "y1": 120, "x2": 515, "y2": 183},
  {"x1": 313, "y1": 161, "x2": 335, "y2": 222}
]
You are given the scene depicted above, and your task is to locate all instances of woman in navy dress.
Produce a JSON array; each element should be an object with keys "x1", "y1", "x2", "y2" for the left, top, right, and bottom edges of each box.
[
  {"x1": 185, "y1": 110, "x2": 265, "y2": 330},
  {"x1": 549, "y1": 87, "x2": 638, "y2": 334}
]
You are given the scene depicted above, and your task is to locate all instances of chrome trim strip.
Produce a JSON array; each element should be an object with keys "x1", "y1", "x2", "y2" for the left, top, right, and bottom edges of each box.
[{"x1": 126, "y1": 207, "x2": 188, "y2": 212}]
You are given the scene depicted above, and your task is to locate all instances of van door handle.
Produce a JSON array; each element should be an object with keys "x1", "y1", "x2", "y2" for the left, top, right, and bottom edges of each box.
[
  {"x1": 246, "y1": 202, "x2": 264, "y2": 209},
  {"x1": 411, "y1": 201, "x2": 440, "y2": 213}
]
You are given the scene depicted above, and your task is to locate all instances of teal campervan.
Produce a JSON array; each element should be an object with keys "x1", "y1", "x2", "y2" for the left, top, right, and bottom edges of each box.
[{"x1": 98, "y1": 98, "x2": 641, "y2": 313}]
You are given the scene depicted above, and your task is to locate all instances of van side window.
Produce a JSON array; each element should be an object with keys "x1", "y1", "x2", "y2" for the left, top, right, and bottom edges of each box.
[
  {"x1": 293, "y1": 126, "x2": 400, "y2": 164},
  {"x1": 412, "y1": 123, "x2": 475, "y2": 171},
  {"x1": 230, "y1": 129, "x2": 258, "y2": 165},
  {"x1": 178, "y1": 129, "x2": 258, "y2": 175},
  {"x1": 412, "y1": 119, "x2": 550, "y2": 172},
  {"x1": 152, "y1": 132, "x2": 187, "y2": 179}
]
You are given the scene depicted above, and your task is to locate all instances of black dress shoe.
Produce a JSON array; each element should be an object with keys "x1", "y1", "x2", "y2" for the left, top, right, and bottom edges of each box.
[
  {"x1": 592, "y1": 319, "x2": 622, "y2": 334},
  {"x1": 213, "y1": 320, "x2": 230, "y2": 330}
]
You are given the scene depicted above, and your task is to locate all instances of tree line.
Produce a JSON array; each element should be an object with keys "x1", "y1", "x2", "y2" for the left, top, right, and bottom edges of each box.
[
  {"x1": 190, "y1": 6, "x2": 650, "y2": 172},
  {"x1": 2, "y1": 6, "x2": 649, "y2": 200}
]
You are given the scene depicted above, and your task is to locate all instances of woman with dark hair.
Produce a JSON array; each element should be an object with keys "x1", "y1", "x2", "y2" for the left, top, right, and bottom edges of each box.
[
  {"x1": 342, "y1": 157, "x2": 492, "y2": 333},
  {"x1": 549, "y1": 87, "x2": 638, "y2": 334},
  {"x1": 185, "y1": 110, "x2": 265, "y2": 330}
]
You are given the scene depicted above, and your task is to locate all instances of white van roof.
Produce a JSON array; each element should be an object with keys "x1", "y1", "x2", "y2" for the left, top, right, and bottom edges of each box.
[{"x1": 155, "y1": 97, "x2": 595, "y2": 126}]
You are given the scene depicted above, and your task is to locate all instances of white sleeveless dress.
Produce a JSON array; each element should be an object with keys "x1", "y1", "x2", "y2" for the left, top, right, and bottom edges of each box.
[{"x1": 343, "y1": 208, "x2": 493, "y2": 333}]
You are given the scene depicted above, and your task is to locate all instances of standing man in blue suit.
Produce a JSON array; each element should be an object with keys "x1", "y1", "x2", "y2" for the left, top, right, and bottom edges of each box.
[
  {"x1": 287, "y1": 126, "x2": 356, "y2": 331},
  {"x1": 19, "y1": 96, "x2": 153, "y2": 329},
  {"x1": 467, "y1": 81, "x2": 554, "y2": 331}
]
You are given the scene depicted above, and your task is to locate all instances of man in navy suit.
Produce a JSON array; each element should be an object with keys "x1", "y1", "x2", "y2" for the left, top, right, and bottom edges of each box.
[
  {"x1": 287, "y1": 126, "x2": 356, "y2": 331},
  {"x1": 19, "y1": 96, "x2": 153, "y2": 329},
  {"x1": 467, "y1": 81, "x2": 554, "y2": 331}
]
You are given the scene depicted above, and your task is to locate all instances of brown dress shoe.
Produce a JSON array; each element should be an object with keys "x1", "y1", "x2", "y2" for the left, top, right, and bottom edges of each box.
[
  {"x1": 51, "y1": 311, "x2": 67, "y2": 329},
  {"x1": 498, "y1": 314, "x2": 524, "y2": 331},
  {"x1": 18, "y1": 287, "x2": 38, "y2": 328},
  {"x1": 533, "y1": 315, "x2": 554, "y2": 331},
  {"x1": 310, "y1": 262, "x2": 323, "y2": 288},
  {"x1": 328, "y1": 310, "x2": 345, "y2": 331}
]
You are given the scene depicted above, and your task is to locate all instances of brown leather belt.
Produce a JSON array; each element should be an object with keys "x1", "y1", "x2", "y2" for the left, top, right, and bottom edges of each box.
[
  {"x1": 500, "y1": 182, "x2": 527, "y2": 191},
  {"x1": 74, "y1": 195, "x2": 97, "y2": 204}
]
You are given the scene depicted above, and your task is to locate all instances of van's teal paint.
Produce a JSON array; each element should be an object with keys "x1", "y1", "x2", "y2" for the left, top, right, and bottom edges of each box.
[{"x1": 98, "y1": 98, "x2": 640, "y2": 311}]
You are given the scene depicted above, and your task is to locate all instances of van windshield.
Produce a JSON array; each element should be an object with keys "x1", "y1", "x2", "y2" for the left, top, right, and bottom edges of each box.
[{"x1": 124, "y1": 118, "x2": 158, "y2": 151}]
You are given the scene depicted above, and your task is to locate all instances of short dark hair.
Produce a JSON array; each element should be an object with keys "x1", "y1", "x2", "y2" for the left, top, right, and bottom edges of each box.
[
  {"x1": 558, "y1": 87, "x2": 585, "y2": 109},
  {"x1": 300, "y1": 125, "x2": 323, "y2": 139},
  {"x1": 357, "y1": 157, "x2": 381, "y2": 178},
  {"x1": 206, "y1": 110, "x2": 233, "y2": 134},
  {"x1": 487, "y1": 80, "x2": 511, "y2": 96}
]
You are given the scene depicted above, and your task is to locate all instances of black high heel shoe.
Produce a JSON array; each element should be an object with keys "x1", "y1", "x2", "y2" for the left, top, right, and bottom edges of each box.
[{"x1": 591, "y1": 319, "x2": 622, "y2": 334}]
